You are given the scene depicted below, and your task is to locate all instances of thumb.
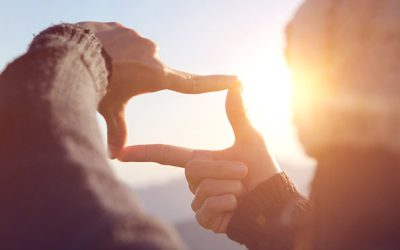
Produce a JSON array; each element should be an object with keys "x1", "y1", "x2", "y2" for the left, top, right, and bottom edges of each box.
[
  {"x1": 103, "y1": 105, "x2": 127, "y2": 159},
  {"x1": 226, "y1": 87, "x2": 259, "y2": 143}
]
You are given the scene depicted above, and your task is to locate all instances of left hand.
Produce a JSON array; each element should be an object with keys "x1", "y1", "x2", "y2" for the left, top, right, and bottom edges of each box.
[{"x1": 78, "y1": 21, "x2": 240, "y2": 158}]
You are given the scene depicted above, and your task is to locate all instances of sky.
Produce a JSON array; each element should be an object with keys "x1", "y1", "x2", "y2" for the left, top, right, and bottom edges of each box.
[{"x1": 1, "y1": 0, "x2": 315, "y2": 187}]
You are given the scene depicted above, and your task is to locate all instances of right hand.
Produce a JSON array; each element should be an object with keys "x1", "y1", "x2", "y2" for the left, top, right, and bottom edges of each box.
[
  {"x1": 185, "y1": 160, "x2": 248, "y2": 233},
  {"x1": 119, "y1": 87, "x2": 281, "y2": 232}
]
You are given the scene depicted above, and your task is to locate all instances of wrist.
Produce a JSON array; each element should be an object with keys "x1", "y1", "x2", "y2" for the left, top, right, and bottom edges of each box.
[
  {"x1": 246, "y1": 155, "x2": 282, "y2": 192},
  {"x1": 227, "y1": 172, "x2": 307, "y2": 247}
]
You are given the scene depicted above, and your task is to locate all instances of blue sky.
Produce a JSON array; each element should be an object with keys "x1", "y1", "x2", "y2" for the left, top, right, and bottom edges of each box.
[
  {"x1": 1, "y1": 0, "x2": 301, "y2": 71},
  {"x1": 1, "y1": 0, "x2": 314, "y2": 187}
]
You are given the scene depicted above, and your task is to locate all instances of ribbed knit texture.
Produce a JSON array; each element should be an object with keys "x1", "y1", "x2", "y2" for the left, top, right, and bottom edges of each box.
[
  {"x1": 28, "y1": 23, "x2": 112, "y2": 101},
  {"x1": 227, "y1": 173, "x2": 309, "y2": 249}
]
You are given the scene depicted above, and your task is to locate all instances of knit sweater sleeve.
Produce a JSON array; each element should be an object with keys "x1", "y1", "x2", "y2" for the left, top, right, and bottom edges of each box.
[
  {"x1": 226, "y1": 172, "x2": 309, "y2": 250},
  {"x1": 0, "y1": 24, "x2": 183, "y2": 250}
]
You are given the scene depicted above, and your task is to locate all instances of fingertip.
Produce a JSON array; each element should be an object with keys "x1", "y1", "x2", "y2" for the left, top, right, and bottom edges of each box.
[
  {"x1": 222, "y1": 75, "x2": 241, "y2": 90},
  {"x1": 230, "y1": 75, "x2": 242, "y2": 87},
  {"x1": 236, "y1": 79, "x2": 243, "y2": 91},
  {"x1": 227, "y1": 84, "x2": 243, "y2": 96},
  {"x1": 234, "y1": 81, "x2": 242, "y2": 90},
  {"x1": 232, "y1": 161, "x2": 248, "y2": 179}
]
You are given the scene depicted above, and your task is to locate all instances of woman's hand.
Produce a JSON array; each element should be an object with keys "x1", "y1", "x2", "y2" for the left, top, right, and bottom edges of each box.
[
  {"x1": 185, "y1": 159, "x2": 248, "y2": 233},
  {"x1": 78, "y1": 22, "x2": 240, "y2": 158},
  {"x1": 118, "y1": 88, "x2": 281, "y2": 232}
]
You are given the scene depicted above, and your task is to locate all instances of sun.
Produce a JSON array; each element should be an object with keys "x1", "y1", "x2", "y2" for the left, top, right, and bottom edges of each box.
[{"x1": 237, "y1": 50, "x2": 293, "y2": 132}]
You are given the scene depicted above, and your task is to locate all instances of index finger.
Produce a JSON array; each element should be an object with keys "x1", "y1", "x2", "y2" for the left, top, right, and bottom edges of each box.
[
  {"x1": 118, "y1": 144, "x2": 195, "y2": 167},
  {"x1": 185, "y1": 160, "x2": 248, "y2": 192},
  {"x1": 165, "y1": 68, "x2": 241, "y2": 94}
]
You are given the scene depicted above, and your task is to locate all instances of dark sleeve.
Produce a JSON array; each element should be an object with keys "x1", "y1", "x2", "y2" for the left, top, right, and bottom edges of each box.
[
  {"x1": 0, "y1": 24, "x2": 183, "y2": 250},
  {"x1": 226, "y1": 172, "x2": 309, "y2": 250}
]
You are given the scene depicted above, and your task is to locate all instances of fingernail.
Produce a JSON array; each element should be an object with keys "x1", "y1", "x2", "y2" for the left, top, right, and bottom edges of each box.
[
  {"x1": 235, "y1": 163, "x2": 247, "y2": 177},
  {"x1": 227, "y1": 76, "x2": 242, "y2": 90}
]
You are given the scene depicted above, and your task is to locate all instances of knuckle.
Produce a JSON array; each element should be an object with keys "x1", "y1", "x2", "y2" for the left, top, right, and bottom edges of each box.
[
  {"x1": 233, "y1": 181, "x2": 243, "y2": 195},
  {"x1": 184, "y1": 167, "x2": 194, "y2": 182},
  {"x1": 142, "y1": 37, "x2": 155, "y2": 46},
  {"x1": 139, "y1": 38, "x2": 158, "y2": 53},
  {"x1": 211, "y1": 224, "x2": 221, "y2": 234},
  {"x1": 203, "y1": 197, "x2": 218, "y2": 213},
  {"x1": 185, "y1": 160, "x2": 196, "y2": 173},
  {"x1": 147, "y1": 40, "x2": 158, "y2": 52},
  {"x1": 197, "y1": 179, "x2": 212, "y2": 195},
  {"x1": 196, "y1": 212, "x2": 218, "y2": 232},
  {"x1": 191, "y1": 199, "x2": 197, "y2": 211},
  {"x1": 185, "y1": 160, "x2": 200, "y2": 178},
  {"x1": 221, "y1": 161, "x2": 247, "y2": 178},
  {"x1": 194, "y1": 212, "x2": 202, "y2": 224},
  {"x1": 227, "y1": 194, "x2": 238, "y2": 209},
  {"x1": 195, "y1": 212, "x2": 209, "y2": 229},
  {"x1": 109, "y1": 22, "x2": 122, "y2": 27},
  {"x1": 188, "y1": 183, "x2": 196, "y2": 194}
]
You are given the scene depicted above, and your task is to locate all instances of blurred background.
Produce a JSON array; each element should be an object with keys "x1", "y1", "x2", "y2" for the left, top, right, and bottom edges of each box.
[{"x1": 0, "y1": 1, "x2": 315, "y2": 248}]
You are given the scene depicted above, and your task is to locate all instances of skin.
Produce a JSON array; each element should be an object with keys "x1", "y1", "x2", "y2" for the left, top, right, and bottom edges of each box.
[
  {"x1": 78, "y1": 21, "x2": 241, "y2": 158},
  {"x1": 119, "y1": 88, "x2": 281, "y2": 233}
]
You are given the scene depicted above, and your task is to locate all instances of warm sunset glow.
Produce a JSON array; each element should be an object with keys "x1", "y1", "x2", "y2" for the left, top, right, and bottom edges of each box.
[
  {"x1": 236, "y1": 49, "x2": 312, "y2": 165},
  {"x1": 238, "y1": 49, "x2": 293, "y2": 131}
]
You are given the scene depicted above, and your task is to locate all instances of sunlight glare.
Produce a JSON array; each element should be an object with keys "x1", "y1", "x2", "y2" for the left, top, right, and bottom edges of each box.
[
  {"x1": 238, "y1": 49, "x2": 293, "y2": 132},
  {"x1": 235, "y1": 48, "x2": 313, "y2": 163}
]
